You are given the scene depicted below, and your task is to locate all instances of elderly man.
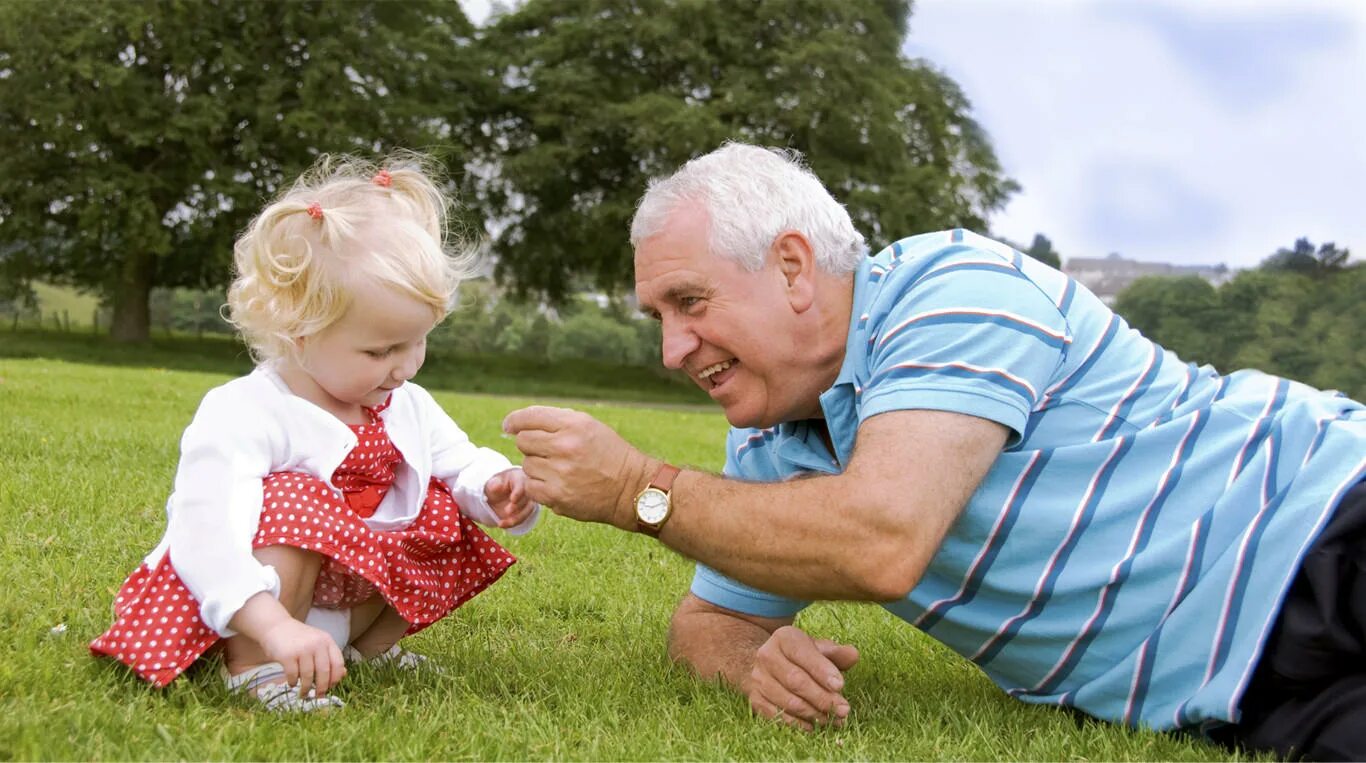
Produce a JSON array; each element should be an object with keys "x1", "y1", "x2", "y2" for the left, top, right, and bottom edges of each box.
[{"x1": 504, "y1": 143, "x2": 1365, "y2": 759}]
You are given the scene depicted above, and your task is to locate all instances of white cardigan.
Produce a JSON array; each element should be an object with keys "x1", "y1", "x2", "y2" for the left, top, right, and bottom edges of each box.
[{"x1": 143, "y1": 365, "x2": 538, "y2": 636}]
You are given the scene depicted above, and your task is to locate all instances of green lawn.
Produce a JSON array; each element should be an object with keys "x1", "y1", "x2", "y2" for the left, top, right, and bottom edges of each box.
[
  {"x1": 30, "y1": 282, "x2": 102, "y2": 328},
  {"x1": 0, "y1": 353, "x2": 1250, "y2": 760}
]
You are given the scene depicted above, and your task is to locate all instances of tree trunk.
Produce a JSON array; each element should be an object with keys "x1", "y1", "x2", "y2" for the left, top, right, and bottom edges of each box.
[{"x1": 110, "y1": 249, "x2": 153, "y2": 342}]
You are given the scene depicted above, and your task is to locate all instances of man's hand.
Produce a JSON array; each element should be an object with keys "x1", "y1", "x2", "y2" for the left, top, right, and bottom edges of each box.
[
  {"x1": 483, "y1": 467, "x2": 538, "y2": 529},
  {"x1": 746, "y1": 625, "x2": 859, "y2": 731},
  {"x1": 502, "y1": 405, "x2": 655, "y2": 529}
]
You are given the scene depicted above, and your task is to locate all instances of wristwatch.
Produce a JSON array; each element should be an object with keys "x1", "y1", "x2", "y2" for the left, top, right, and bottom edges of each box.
[{"x1": 634, "y1": 463, "x2": 681, "y2": 536}]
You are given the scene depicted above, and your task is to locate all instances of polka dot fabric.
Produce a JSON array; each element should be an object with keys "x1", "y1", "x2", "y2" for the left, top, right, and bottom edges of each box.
[{"x1": 90, "y1": 405, "x2": 517, "y2": 687}]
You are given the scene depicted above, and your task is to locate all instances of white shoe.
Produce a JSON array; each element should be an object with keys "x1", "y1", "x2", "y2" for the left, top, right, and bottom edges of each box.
[
  {"x1": 223, "y1": 662, "x2": 345, "y2": 713},
  {"x1": 343, "y1": 644, "x2": 442, "y2": 672}
]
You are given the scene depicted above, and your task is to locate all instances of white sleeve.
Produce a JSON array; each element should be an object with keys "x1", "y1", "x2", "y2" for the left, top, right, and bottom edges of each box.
[
  {"x1": 165, "y1": 388, "x2": 281, "y2": 636},
  {"x1": 424, "y1": 393, "x2": 540, "y2": 535}
]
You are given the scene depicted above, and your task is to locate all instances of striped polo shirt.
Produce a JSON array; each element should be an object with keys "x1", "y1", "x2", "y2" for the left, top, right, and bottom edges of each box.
[{"x1": 691, "y1": 229, "x2": 1366, "y2": 731}]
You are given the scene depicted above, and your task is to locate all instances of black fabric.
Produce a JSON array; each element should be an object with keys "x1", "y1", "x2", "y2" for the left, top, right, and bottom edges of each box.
[{"x1": 1210, "y1": 480, "x2": 1366, "y2": 761}]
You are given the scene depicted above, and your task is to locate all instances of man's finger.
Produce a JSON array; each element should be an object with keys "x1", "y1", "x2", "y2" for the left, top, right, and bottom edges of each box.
[
  {"x1": 513, "y1": 429, "x2": 558, "y2": 458},
  {"x1": 520, "y1": 469, "x2": 556, "y2": 505},
  {"x1": 750, "y1": 693, "x2": 815, "y2": 732},
  {"x1": 756, "y1": 668, "x2": 828, "y2": 722},
  {"x1": 502, "y1": 405, "x2": 577, "y2": 435},
  {"x1": 815, "y1": 639, "x2": 860, "y2": 672},
  {"x1": 519, "y1": 454, "x2": 549, "y2": 480},
  {"x1": 778, "y1": 631, "x2": 847, "y2": 693}
]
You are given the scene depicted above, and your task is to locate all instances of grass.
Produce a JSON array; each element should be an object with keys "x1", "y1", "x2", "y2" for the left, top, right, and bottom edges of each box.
[
  {"x1": 30, "y1": 282, "x2": 102, "y2": 328},
  {"x1": 0, "y1": 350, "x2": 1253, "y2": 759}
]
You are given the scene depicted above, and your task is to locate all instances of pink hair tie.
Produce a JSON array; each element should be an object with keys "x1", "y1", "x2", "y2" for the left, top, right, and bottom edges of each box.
[
  {"x1": 372, "y1": 170, "x2": 393, "y2": 188},
  {"x1": 306, "y1": 201, "x2": 324, "y2": 220}
]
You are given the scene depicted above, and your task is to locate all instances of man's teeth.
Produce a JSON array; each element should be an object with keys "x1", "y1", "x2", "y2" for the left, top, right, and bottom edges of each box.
[{"x1": 700, "y1": 360, "x2": 735, "y2": 379}]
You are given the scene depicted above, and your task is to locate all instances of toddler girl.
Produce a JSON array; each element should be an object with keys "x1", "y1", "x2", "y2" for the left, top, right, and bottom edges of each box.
[{"x1": 91, "y1": 153, "x2": 538, "y2": 711}]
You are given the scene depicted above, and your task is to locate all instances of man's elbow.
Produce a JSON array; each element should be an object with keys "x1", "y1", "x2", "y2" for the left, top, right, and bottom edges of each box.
[
  {"x1": 665, "y1": 599, "x2": 709, "y2": 670},
  {"x1": 843, "y1": 542, "x2": 930, "y2": 601},
  {"x1": 665, "y1": 619, "x2": 691, "y2": 667}
]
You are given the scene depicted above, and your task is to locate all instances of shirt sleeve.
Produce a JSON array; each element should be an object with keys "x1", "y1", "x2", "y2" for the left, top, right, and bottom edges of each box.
[
  {"x1": 165, "y1": 387, "x2": 282, "y2": 637},
  {"x1": 861, "y1": 249, "x2": 1069, "y2": 445},
  {"x1": 688, "y1": 428, "x2": 810, "y2": 618},
  {"x1": 423, "y1": 388, "x2": 540, "y2": 535}
]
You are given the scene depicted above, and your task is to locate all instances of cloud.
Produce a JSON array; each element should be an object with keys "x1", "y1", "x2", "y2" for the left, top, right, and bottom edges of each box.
[
  {"x1": 1108, "y1": 2, "x2": 1353, "y2": 112},
  {"x1": 905, "y1": 0, "x2": 1366, "y2": 267},
  {"x1": 1080, "y1": 159, "x2": 1228, "y2": 255}
]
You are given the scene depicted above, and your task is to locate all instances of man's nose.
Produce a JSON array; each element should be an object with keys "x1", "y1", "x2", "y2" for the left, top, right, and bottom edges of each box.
[{"x1": 660, "y1": 318, "x2": 699, "y2": 370}]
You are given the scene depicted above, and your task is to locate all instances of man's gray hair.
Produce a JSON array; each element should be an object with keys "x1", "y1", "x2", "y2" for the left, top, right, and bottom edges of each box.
[{"x1": 630, "y1": 142, "x2": 866, "y2": 274}]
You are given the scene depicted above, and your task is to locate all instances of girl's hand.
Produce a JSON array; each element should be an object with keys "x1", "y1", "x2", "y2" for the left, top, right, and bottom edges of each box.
[
  {"x1": 258, "y1": 618, "x2": 347, "y2": 698},
  {"x1": 484, "y1": 468, "x2": 538, "y2": 529}
]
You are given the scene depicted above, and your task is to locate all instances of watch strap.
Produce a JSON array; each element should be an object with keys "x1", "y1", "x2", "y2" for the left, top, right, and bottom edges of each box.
[
  {"x1": 650, "y1": 463, "x2": 681, "y2": 493},
  {"x1": 636, "y1": 463, "x2": 681, "y2": 536}
]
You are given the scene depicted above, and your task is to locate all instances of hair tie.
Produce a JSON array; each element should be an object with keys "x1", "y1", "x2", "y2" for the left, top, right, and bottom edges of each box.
[
  {"x1": 372, "y1": 170, "x2": 393, "y2": 188},
  {"x1": 306, "y1": 202, "x2": 324, "y2": 220}
]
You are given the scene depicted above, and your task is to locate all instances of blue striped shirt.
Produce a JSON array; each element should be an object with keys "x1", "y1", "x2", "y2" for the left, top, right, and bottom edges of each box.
[{"x1": 692, "y1": 229, "x2": 1366, "y2": 731}]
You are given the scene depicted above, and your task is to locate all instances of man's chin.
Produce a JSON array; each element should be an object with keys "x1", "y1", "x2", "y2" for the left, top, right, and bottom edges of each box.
[{"x1": 721, "y1": 405, "x2": 775, "y2": 431}]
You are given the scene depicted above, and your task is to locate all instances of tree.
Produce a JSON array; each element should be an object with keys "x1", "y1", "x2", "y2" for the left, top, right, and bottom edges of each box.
[
  {"x1": 0, "y1": 1, "x2": 481, "y2": 341},
  {"x1": 476, "y1": 0, "x2": 1017, "y2": 302},
  {"x1": 1113, "y1": 276, "x2": 1227, "y2": 369},
  {"x1": 1113, "y1": 264, "x2": 1365, "y2": 400},
  {"x1": 1260, "y1": 237, "x2": 1350, "y2": 278},
  {"x1": 1019, "y1": 233, "x2": 1061, "y2": 268}
]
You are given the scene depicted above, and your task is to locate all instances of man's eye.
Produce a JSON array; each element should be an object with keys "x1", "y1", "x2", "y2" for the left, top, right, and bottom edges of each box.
[
  {"x1": 680, "y1": 296, "x2": 702, "y2": 308},
  {"x1": 365, "y1": 349, "x2": 391, "y2": 358}
]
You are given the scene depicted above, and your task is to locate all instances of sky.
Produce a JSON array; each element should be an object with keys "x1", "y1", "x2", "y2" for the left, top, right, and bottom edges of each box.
[{"x1": 461, "y1": 0, "x2": 1366, "y2": 269}]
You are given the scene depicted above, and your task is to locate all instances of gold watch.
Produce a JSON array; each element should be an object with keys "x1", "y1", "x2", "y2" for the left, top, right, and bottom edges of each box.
[{"x1": 634, "y1": 463, "x2": 681, "y2": 536}]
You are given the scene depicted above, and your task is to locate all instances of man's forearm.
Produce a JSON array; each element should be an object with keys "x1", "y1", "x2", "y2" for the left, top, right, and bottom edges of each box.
[
  {"x1": 644, "y1": 411, "x2": 1007, "y2": 603},
  {"x1": 658, "y1": 469, "x2": 923, "y2": 602},
  {"x1": 667, "y1": 602, "x2": 772, "y2": 693}
]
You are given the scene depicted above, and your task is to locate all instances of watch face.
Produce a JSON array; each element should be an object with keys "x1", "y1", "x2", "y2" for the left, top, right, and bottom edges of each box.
[{"x1": 636, "y1": 488, "x2": 670, "y2": 524}]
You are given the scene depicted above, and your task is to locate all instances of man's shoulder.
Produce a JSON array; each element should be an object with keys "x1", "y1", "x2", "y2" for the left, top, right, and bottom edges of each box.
[
  {"x1": 871, "y1": 229, "x2": 1017, "y2": 270},
  {"x1": 861, "y1": 229, "x2": 1031, "y2": 309}
]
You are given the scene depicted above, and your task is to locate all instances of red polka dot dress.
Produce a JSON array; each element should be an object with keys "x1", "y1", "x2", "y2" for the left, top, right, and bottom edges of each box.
[{"x1": 90, "y1": 399, "x2": 517, "y2": 687}]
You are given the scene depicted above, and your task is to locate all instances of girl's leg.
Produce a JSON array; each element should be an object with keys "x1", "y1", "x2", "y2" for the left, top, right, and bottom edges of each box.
[
  {"x1": 348, "y1": 605, "x2": 412, "y2": 659},
  {"x1": 347, "y1": 594, "x2": 388, "y2": 643},
  {"x1": 223, "y1": 544, "x2": 323, "y2": 675}
]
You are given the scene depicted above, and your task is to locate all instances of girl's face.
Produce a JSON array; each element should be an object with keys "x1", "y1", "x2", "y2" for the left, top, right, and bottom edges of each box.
[{"x1": 284, "y1": 279, "x2": 439, "y2": 420}]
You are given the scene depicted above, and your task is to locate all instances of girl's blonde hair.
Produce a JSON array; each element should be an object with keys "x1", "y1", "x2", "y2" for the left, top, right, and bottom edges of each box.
[{"x1": 226, "y1": 151, "x2": 476, "y2": 363}]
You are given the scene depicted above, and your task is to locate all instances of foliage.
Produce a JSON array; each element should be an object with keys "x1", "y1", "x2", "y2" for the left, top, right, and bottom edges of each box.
[
  {"x1": 1260, "y1": 237, "x2": 1350, "y2": 277},
  {"x1": 1001, "y1": 233, "x2": 1062, "y2": 269},
  {"x1": 1023, "y1": 233, "x2": 1062, "y2": 269},
  {"x1": 149, "y1": 287, "x2": 232, "y2": 337},
  {"x1": 0, "y1": 272, "x2": 37, "y2": 316},
  {"x1": 1112, "y1": 276, "x2": 1225, "y2": 367},
  {"x1": 438, "y1": 281, "x2": 664, "y2": 368},
  {"x1": 0, "y1": 356, "x2": 1240, "y2": 761},
  {"x1": 476, "y1": 0, "x2": 1018, "y2": 302},
  {"x1": 0, "y1": 0, "x2": 481, "y2": 341},
  {"x1": 1113, "y1": 245, "x2": 1364, "y2": 399}
]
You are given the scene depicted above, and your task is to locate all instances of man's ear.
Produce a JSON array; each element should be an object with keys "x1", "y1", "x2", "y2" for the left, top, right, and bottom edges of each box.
[{"x1": 772, "y1": 230, "x2": 817, "y2": 313}]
